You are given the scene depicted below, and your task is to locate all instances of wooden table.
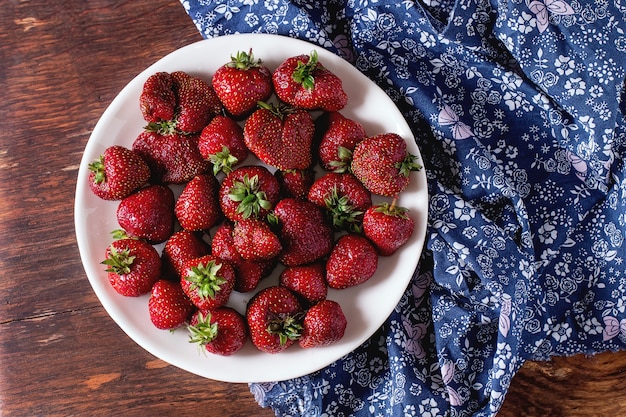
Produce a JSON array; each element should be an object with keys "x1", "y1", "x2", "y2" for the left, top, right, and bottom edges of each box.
[{"x1": 1, "y1": 1, "x2": 625, "y2": 415}]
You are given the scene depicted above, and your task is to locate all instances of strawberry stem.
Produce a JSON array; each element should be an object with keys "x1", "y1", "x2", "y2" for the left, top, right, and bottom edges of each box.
[
  {"x1": 292, "y1": 50, "x2": 319, "y2": 90},
  {"x1": 101, "y1": 245, "x2": 135, "y2": 275},
  {"x1": 188, "y1": 311, "x2": 219, "y2": 347},
  {"x1": 226, "y1": 49, "x2": 262, "y2": 70},
  {"x1": 184, "y1": 260, "x2": 226, "y2": 300}
]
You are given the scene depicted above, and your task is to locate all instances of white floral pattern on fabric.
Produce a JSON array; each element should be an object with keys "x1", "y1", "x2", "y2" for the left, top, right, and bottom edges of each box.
[{"x1": 181, "y1": 0, "x2": 626, "y2": 415}]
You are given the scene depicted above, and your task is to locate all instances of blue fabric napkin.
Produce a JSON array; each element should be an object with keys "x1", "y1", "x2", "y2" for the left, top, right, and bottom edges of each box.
[{"x1": 180, "y1": 0, "x2": 626, "y2": 415}]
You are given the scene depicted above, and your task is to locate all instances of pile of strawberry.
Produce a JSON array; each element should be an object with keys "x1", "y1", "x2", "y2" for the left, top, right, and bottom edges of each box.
[{"x1": 89, "y1": 49, "x2": 421, "y2": 356}]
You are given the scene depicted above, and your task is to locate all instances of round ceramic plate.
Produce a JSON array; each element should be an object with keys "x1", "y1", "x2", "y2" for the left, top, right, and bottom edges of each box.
[{"x1": 74, "y1": 34, "x2": 428, "y2": 383}]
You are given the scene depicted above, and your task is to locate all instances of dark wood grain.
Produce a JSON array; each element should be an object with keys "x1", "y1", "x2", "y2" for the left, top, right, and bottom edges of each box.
[{"x1": 1, "y1": 0, "x2": 625, "y2": 416}]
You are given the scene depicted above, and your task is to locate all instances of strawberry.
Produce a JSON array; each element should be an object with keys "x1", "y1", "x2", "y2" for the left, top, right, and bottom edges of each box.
[
  {"x1": 148, "y1": 279, "x2": 195, "y2": 330},
  {"x1": 317, "y1": 112, "x2": 367, "y2": 172},
  {"x1": 246, "y1": 286, "x2": 303, "y2": 354},
  {"x1": 272, "y1": 197, "x2": 334, "y2": 266},
  {"x1": 351, "y1": 133, "x2": 422, "y2": 197},
  {"x1": 274, "y1": 169, "x2": 315, "y2": 199},
  {"x1": 116, "y1": 184, "x2": 175, "y2": 244},
  {"x1": 299, "y1": 300, "x2": 347, "y2": 348},
  {"x1": 212, "y1": 49, "x2": 273, "y2": 118},
  {"x1": 161, "y1": 229, "x2": 211, "y2": 279},
  {"x1": 232, "y1": 219, "x2": 282, "y2": 262},
  {"x1": 243, "y1": 102, "x2": 315, "y2": 170},
  {"x1": 139, "y1": 72, "x2": 176, "y2": 123},
  {"x1": 102, "y1": 238, "x2": 161, "y2": 297},
  {"x1": 212, "y1": 222, "x2": 275, "y2": 292},
  {"x1": 175, "y1": 174, "x2": 223, "y2": 232},
  {"x1": 170, "y1": 71, "x2": 222, "y2": 134},
  {"x1": 180, "y1": 255, "x2": 236, "y2": 310},
  {"x1": 188, "y1": 308, "x2": 247, "y2": 356},
  {"x1": 279, "y1": 262, "x2": 327, "y2": 305},
  {"x1": 219, "y1": 165, "x2": 280, "y2": 222},
  {"x1": 307, "y1": 172, "x2": 372, "y2": 232},
  {"x1": 272, "y1": 50, "x2": 348, "y2": 112},
  {"x1": 198, "y1": 115, "x2": 249, "y2": 175},
  {"x1": 132, "y1": 131, "x2": 210, "y2": 184},
  {"x1": 88, "y1": 145, "x2": 150, "y2": 200},
  {"x1": 363, "y1": 202, "x2": 415, "y2": 256},
  {"x1": 326, "y1": 234, "x2": 378, "y2": 289}
]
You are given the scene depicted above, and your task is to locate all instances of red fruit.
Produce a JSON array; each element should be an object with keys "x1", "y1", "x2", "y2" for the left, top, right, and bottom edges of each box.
[
  {"x1": 219, "y1": 165, "x2": 280, "y2": 222},
  {"x1": 272, "y1": 198, "x2": 334, "y2": 266},
  {"x1": 148, "y1": 279, "x2": 195, "y2": 330},
  {"x1": 363, "y1": 202, "x2": 415, "y2": 256},
  {"x1": 307, "y1": 172, "x2": 372, "y2": 232},
  {"x1": 180, "y1": 255, "x2": 236, "y2": 310},
  {"x1": 232, "y1": 219, "x2": 282, "y2": 262},
  {"x1": 161, "y1": 229, "x2": 211, "y2": 279},
  {"x1": 299, "y1": 300, "x2": 347, "y2": 348},
  {"x1": 274, "y1": 169, "x2": 315, "y2": 199},
  {"x1": 351, "y1": 133, "x2": 422, "y2": 197},
  {"x1": 212, "y1": 49, "x2": 273, "y2": 118},
  {"x1": 198, "y1": 115, "x2": 249, "y2": 175},
  {"x1": 246, "y1": 286, "x2": 303, "y2": 353},
  {"x1": 170, "y1": 71, "x2": 222, "y2": 134},
  {"x1": 116, "y1": 185, "x2": 175, "y2": 244},
  {"x1": 188, "y1": 308, "x2": 247, "y2": 356},
  {"x1": 279, "y1": 262, "x2": 327, "y2": 305},
  {"x1": 243, "y1": 102, "x2": 315, "y2": 170},
  {"x1": 211, "y1": 222, "x2": 275, "y2": 292},
  {"x1": 175, "y1": 174, "x2": 223, "y2": 231},
  {"x1": 326, "y1": 234, "x2": 378, "y2": 289},
  {"x1": 88, "y1": 145, "x2": 150, "y2": 200},
  {"x1": 132, "y1": 131, "x2": 210, "y2": 184},
  {"x1": 103, "y1": 238, "x2": 161, "y2": 297},
  {"x1": 139, "y1": 72, "x2": 176, "y2": 123},
  {"x1": 272, "y1": 50, "x2": 348, "y2": 112},
  {"x1": 317, "y1": 112, "x2": 367, "y2": 172}
]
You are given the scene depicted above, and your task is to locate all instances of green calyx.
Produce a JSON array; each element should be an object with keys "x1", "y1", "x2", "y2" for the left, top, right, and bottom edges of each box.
[
  {"x1": 292, "y1": 50, "x2": 319, "y2": 90},
  {"x1": 328, "y1": 146, "x2": 353, "y2": 173},
  {"x1": 144, "y1": 120, "x2": 179, "y2": 136},
  {"x1": 374, "y1": 201, "x2": 410, "y2": 219},
  {"x1": 324, "y1": 186, "x2": 363, "y2": 233},
  {"x1": 226, "y1": 49, "x2": 262, "y2": 70},
  {"x1": 266, "y1": 313, "x2": 303, "y2": 345},
  {"x1": 88, "y1": 155, "x2": 106, "y2": 184},
  {"x1": 209, "y1": 145, "x2": 239, "y2": 175},
  {"x1": 188, "y1": 311, "x2": 219, "y2": 347},
  {"x1": 228, "y1": 174, "x2": 273, "y2": 219},
  {"x1": 397, "y1": 153, "x2": 423, "y2": 177},
  {"x1": 185, "y1": 260, "x2": 226, "y2": 300},
  {"x1": 101, "y1": 245, "x2": 135, "y2": 275}
]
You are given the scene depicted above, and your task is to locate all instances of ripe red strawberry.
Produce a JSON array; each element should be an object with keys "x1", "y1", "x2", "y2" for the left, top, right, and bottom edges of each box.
[
  {"x1": 219, "y1": 165, "x2": 280, "y2": 221},
  {"x1": 363, "y1": 202, "x2": 415, "y2": 256},
  {"x1": 148, "y1": 279, "x2": 195, "y2": 330},
  {"x1": 279, "y1": 262, "x2": 327, "y2": 305},
  {"x1": 317, "y1": 112, "x2": 367, "y2": 172},
  {"x1": 180, "y1": 255, "x2": 236, "y2": 310},
  {"x1": 198, "y1": 115, "x2": 249, "y2": 175},
  {"x1": 326, "y1": 234, "x2": 378, "y2": 289},
  {"x1": 102, "y1": 238, "x2": 161, "y2": 297},
  {"x1": 212, "y1": 222, "x2": 275, "y2": 292},
  {"x1": 175, "y1": 174, "x2": 223, "y2": 232},
  {"x1": 351, "y1": 133, "x2": 422, "y2": 197},
  {"x1": 212, "y1": 49, "x2": 273, "y2": 118},
  {"x1": 139, "y1": 71, "x2": 176, "y2": 123},
  {"x1": 246, "y1": 286, "x2": 303, "y2": 353},
  {"x1": 232, "y1": 219, "x2": 282, "y2": 261},
  {"x1": 161, "y1": 229, "x2": 211, "y2": 279},
  {"x1": 299, "y1": 300, "x2": 347, "y2": 348},
  {"x1": 272, "y1": 50, "x2": 348, "y2": 111},
  {"x1": 170, "y1": 71, "x2": 222, "y2": 134},
  {"x1": 116, "y1": 185, "x2": 175, "y2": 244},
  {"x1": 132, "y1": 131, "x2": 210, "y2": 184},
  {"x1": 307, "y1": 172, "x2": 372, "y2": 232},
  {"x1": 243, "y1": 102, "x2": 315, "y2": 170},
  {"x1": 274, "y1": 169, "x2": 315, "y2": 199},
  {"x1": 272, "y1": 198, "x2": 334, "y2": 266},
  {"x1": 188, "y1": 308, "x2": 247, "y2": 356},
  {"x1": 88, "y1": 145, "x2": 150, "y2": 200}
]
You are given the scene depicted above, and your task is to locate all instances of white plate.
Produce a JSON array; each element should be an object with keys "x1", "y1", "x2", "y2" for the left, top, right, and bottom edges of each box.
[{"x1": 74, "y1": 34, "x2": 428, "y2": 383}]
